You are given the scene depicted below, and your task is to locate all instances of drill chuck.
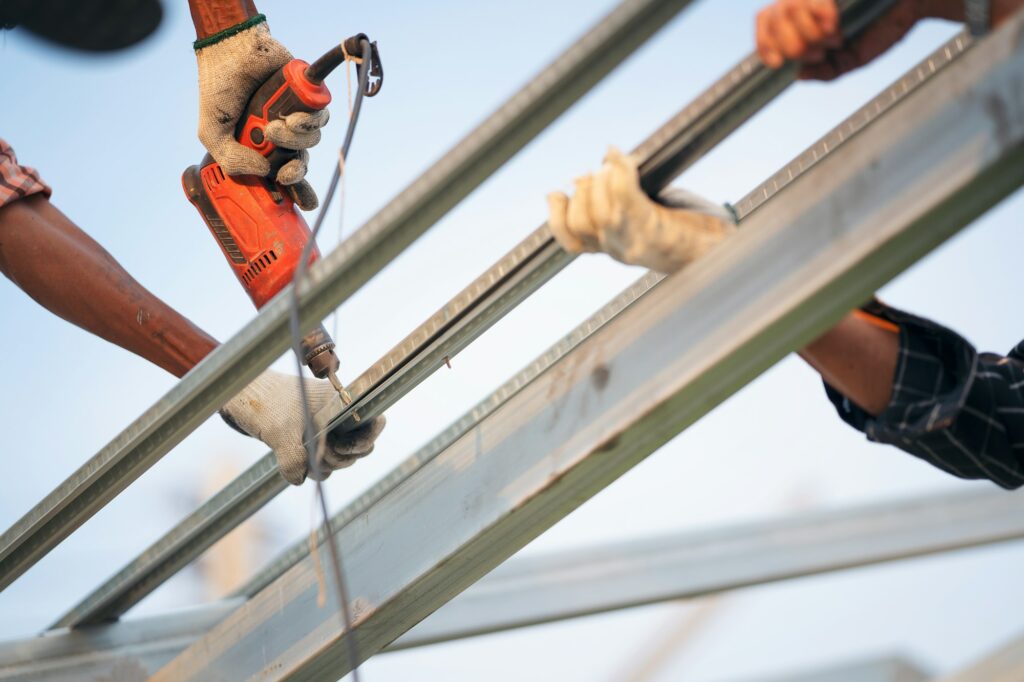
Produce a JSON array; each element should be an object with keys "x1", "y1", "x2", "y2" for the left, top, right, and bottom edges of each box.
[{"x1": 301, "y1": 325, "x2": 340, "y2": 379}]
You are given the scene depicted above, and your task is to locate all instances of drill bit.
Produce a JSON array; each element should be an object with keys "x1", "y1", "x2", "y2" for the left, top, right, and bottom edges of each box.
[{"x1": 326, "y1": 370, "x2": 353, "y2": 405}]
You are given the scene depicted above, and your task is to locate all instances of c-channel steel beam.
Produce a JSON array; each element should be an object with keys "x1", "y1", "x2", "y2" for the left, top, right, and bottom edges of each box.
[
  {"x1": 55, "y1": 0, "x2": 898, "y2": 628},
  {"x1": 0, "y1": 0, "x2": 699, "y2": 593},
  {"x1": 4, "y1": 490, "x2": 1022, "y2": 681},
  {"x1": 234, "y1": 27, "x2": 972, "y2": 604},
  {"x1": 155, "y1": 14, "x2": 1024, "y2": 680}
]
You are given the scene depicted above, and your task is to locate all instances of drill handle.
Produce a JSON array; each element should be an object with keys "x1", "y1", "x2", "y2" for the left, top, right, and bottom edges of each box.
[{"x1": 234, "y1": 59, "x2": 332, "y2": 177}]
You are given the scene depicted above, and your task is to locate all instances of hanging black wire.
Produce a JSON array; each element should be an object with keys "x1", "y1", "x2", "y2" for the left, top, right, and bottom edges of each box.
[{"x1": 288, "y1": 37, "x2": 373, "y2": 682}]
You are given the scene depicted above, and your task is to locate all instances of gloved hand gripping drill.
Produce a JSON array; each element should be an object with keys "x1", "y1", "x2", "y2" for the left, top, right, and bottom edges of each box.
[
  {"x1": 185, "y1": 33, "x2": 383, "y2": 401},
  {"x1": 187, "y1": 21, "x2": 384, "y2": 485}
]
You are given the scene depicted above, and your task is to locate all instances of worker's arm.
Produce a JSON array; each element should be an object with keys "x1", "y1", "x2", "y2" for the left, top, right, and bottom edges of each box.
[
  {"x1": 757, "y1": 0, "x2": 1024, "y2": 81},
  {"x1": 755, "y1": 0, "x2": 1024, "y2": 488},
  {"x1": 0, "y1": 193, "x2": 218, "y2": 378},
  {"x1": 186, "y1": 0, "x2": 327, "y2": 209},
  {"x1": 0, "y1": 134, "x2": 381, "y2": 485},
  {"x1": 800, "y1": 311, "x2": 899, "y2": 415},
  {"x1": 187, "y1": 0, "x2": 259, "y2": 39},
  {"x1": 807, "y1": 301, "x2": 1024, "y2": 489}
]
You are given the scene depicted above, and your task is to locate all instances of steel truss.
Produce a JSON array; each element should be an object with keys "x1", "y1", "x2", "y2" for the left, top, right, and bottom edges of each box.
[
  {"x1": 150, "y1": 11, "x2": 1024, "y2": 678},
  {"x1": 0, "y1": 0, "x2": 1019, "y2": 676}
]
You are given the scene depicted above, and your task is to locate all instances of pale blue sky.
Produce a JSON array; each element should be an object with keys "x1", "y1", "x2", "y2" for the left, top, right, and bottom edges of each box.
[{"x1": 1, "y1": 1, "x2": 1022, "y2": 680}]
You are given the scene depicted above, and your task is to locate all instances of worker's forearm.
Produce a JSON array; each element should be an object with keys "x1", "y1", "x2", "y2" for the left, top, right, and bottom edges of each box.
[
  {"x1": 0, "y1": 196, "x2": 219, "y2": 378},
  {"x1": 917, "y1": 0, "x2": 1024, "y2": 23},
  {"x1": 188, "y1": 0, "x2": 260, "y2": 40},
  {"x1": 799, "y1": 312, "x2": 900, "y2": 416}
]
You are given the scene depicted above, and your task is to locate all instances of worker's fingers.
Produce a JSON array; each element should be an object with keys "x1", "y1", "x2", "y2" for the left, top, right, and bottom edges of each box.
[
  {"x1": 568, "y1": 175, "x2": 601, "y2": 251},
  {"x1": 326, "y1": 415, "x2": 387, "y2": 457},
  {"x1": 807, "y1": 0, "x2": 840, "y2": 35},
  {"x1": 285, "y1": 179, "x2": 319, "y2": 211},
  {"x1": 603, "y1": 146, "x2": 641, "y2": 180},
  {"x1": 593, "y1": 148, "x2": 631, "y2": 258},
  {"x1": 770, "y1": 4, "x2": 809, "y2": 60},
  {"x1": 284, "y1": 109, "x2": 330, "y2": 133},
  {"x1": 265, "y1": 118, "x2": 322, "y2": 151},
  {"x1": 589, "y1": 153, "x2": 619, "y2": 231},
  {"x1": 264, "y1": 111, "x2": 328, "y2": 149},
  {"x1": 273, "y1": 442, "x2": 310, "y2": 485},
  {"x1": 321, "y1": 453, "x2": 358, "y2": 471},
  {"x1": 275, "y1": 150, "x2": 309, "y2": 186},
  {"x1": 603, "y1": 145, "x2": 643, "y2": 210},
  {"x1": 756, "y1": 7, "x2": 784, "y2": 68},
  {"x1": 548, "y1": 191, "x2": 588, "y2": 253},
  {"x1": 205, "y1": 136, "x2": 272, "y2": 177},
  {"x1": 322, "y1": 415, "x2": 386, "y2": 470},
  {"x1": 306, "y1": 459, "x2": 331, "y2": 481},
  {"x1": 782, "y1": 0, "x2": 827, "y2": 48}
]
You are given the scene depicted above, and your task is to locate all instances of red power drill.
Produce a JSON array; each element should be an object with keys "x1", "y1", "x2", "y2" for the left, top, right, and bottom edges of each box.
[{"x1": 183, "y1": 35, "x2": 382, "y2": 397}]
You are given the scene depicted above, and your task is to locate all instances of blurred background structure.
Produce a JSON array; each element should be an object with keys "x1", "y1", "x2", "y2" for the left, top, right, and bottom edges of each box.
[{"x1": 0, "y1": 0, "x2": 1023, "y2": 680}]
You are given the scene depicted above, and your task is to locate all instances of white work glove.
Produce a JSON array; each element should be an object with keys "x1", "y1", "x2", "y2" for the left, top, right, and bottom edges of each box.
[
  {"x1": 547, "y1": 147, "x2": 736, "y2": 274},
  {"x1": 220, "y1": 370, "x2": 386, "y2": 485},
  {"x1": 195, "y1": 20, "x2": 327, "y2": 211}
]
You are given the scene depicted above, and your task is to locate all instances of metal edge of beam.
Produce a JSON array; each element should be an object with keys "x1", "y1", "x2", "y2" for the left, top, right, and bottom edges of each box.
[
  {"x1": 154, "y1": 16, "x2": 1024, "y2": 680},
  {"x1": 5, "y1": 488, "x2": 1016, "y2": 681},
  {"x1": 0, "y1": 0, "x2": 698, "y2": 594},
  {"x1": 56, "y1": 0, "x2": 913, "y2": 628},
  {"x1": 232, "y1": 27, "x2": 973, "y2": 604}
]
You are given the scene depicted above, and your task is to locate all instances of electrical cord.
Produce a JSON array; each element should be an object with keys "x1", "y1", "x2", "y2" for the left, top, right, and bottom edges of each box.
[{"x1": 288, "y1": 36, "x2": 373, "y2": 682}]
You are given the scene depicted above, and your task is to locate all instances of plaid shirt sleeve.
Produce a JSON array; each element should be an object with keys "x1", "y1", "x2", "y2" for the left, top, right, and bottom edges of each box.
[
  {"x1": 824, "y1": 300, "x2": 1024, "y2": 489},
  {"x1": 0, "y1": 138, "x2": 52, "y2": 208}
]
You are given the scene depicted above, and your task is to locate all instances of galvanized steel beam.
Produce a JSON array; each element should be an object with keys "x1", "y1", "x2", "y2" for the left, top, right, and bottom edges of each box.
[{"x1": 155, "y1": 14, "x2": 1024, "y2": 679}]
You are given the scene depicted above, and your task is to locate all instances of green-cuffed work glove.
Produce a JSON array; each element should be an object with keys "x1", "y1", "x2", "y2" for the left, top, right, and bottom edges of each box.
[
  {"x1": 547, "y1": 146, "x2": 736, "y2": 274},
  {"x1": 195, "y1": 15, "x2": 327, "y2": 210}
]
